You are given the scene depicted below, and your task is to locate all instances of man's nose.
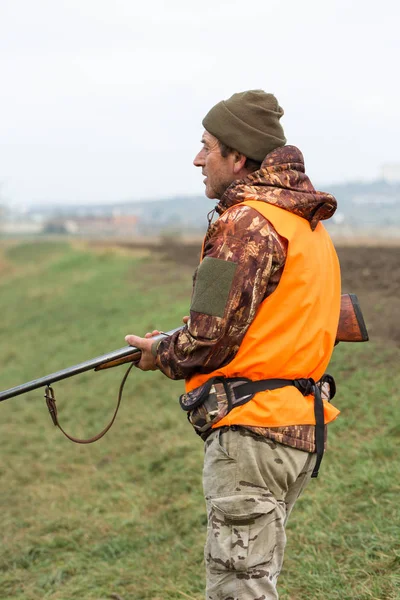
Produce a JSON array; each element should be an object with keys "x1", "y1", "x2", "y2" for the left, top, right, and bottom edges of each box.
[{"x1": 193, "y1": 151, "x2": 204, "y2": 167}]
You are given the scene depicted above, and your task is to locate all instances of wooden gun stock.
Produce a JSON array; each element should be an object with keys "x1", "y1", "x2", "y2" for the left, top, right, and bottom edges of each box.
[
  {"x1": 95, "y1": 350, "x2": 143, "y2": 371},
  {"x1": 336, "y1": 293, "x2": 369, "y2": 343}
]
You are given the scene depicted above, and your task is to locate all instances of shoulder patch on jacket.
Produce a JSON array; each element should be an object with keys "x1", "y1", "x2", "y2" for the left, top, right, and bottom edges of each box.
[{"x1": 191, "y1": 256, "x2": 237, "y2": 318}]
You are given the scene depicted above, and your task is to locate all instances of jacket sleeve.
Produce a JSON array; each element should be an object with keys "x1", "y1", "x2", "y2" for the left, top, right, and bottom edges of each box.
[{"x1": 154, "y1": 205, "x2": 287, "y2": 380}]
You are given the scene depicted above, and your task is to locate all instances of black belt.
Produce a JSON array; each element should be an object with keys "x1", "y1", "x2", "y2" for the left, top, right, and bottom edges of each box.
[{"x1": 225, "y1": 376, "x2": 334, "y2": 479}]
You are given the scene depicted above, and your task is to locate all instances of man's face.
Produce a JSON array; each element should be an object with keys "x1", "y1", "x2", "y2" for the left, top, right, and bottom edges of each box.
[{"x1": 193, "y1": 131, "x2": 236, "y2": 200}]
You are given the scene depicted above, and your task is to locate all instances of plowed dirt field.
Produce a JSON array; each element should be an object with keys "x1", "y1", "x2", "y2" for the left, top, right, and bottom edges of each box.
[
  {"x1": 337, "y1": 246, "x2": 400, "y2": 346},
  {"x1": 94, "y1": 239, "x2": 400, "y2": 348},
  {"x1": 159, "y1": 242, "x2": 400, "y2": 347}
]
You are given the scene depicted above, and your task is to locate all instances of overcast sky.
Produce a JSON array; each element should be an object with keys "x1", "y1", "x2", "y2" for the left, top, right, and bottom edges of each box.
[{"x1": 1, "y1": 0, "x2": 398, "y2": 206}]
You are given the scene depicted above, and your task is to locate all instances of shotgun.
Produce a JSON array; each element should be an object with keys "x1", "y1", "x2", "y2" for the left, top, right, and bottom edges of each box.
[{"x1": 0, "y1": 293, "x2": 368, "y2": 404}]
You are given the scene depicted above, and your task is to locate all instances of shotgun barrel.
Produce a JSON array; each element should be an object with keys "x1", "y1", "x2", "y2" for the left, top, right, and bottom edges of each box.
[{"x1": 0, "y1": 327, "x2": 183, "y2": 402}]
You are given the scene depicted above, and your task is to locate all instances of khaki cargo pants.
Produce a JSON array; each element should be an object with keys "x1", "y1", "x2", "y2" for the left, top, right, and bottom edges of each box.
[{"x1": 203, "y1": 426, "x2": 316, "y2": 600}]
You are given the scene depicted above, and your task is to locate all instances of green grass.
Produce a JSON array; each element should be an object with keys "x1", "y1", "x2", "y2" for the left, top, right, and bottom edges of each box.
[{"x1": 0, "y1": 240, "x2": 399, "y2": 600}]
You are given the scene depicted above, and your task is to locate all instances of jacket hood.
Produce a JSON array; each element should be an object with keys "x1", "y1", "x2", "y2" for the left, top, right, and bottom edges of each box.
[{"x1": 216, "y1": 145, "x2": 337, "y2": 231}]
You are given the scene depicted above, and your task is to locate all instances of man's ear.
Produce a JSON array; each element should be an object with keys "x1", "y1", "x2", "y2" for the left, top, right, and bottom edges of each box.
[{"x1": 233, "y1": 152, "x2": 247, "y2": 174}]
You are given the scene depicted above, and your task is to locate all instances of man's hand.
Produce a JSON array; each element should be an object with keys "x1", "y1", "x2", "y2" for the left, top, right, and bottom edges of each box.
[
  {"x1": 125, "y1": 318, "x2": 188, "y2": 372},
  {"x1": 124, "y1": 330, "x2": 160, "y2": 371}
]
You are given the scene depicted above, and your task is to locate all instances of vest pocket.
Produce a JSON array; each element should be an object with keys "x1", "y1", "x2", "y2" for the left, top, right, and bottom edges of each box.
[
  {"x1": 180, "y1": 378, "x2": 230, "y2": 436},
  {"x1": 206, "y1": 494, "x2": 279, "y2": 574}
]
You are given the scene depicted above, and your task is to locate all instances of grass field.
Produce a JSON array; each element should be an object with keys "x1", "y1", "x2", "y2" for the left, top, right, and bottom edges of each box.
[{"x1": 0, "y1": 240, "x2": 399, "y2": 600}]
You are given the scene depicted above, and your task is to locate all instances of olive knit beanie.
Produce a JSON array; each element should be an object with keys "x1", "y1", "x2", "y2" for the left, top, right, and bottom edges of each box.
[{"x1": 202, "y1": 89, "x2": 286, "y2": 162}]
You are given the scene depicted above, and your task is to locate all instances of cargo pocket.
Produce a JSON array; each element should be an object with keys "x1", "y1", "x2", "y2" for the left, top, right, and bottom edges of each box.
[{"x1": 205, "y1": 494, "x2": 279, "y2": 573}]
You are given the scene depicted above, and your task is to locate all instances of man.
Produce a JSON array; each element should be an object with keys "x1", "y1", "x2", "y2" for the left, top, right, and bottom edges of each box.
[{"x1": 126, "y1": 90, "x2": 341, "y2": 599}]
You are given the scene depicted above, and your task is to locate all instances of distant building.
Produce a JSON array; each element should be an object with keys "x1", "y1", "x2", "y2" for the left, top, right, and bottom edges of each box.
[
  {"x1": 0, "y1": 221, "x2": 44, "y2": 235},
  {"x1": 382, "y1": 163, "x2": 400, "y2": 183}
]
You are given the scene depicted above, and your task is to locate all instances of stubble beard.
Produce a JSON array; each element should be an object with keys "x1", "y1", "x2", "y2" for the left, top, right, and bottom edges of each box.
[{"x1": 205, "y1": 177, "x2": 231, "y2": 201}]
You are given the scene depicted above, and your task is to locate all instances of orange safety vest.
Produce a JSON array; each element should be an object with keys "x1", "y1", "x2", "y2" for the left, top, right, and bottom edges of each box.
[{"x1": 185, "y1": 200, "x2": 341, "y2": 428}]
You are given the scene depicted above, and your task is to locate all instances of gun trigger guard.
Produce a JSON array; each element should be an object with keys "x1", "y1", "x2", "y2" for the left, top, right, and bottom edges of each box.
[{"x1": 45, "y1": 385, "x2": 58, "y2": 426}]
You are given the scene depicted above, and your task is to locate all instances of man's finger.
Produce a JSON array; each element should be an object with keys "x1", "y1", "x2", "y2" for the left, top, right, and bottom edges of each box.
[{"x1": 144, "y1": 330, "x2": 161, "y2": 338}]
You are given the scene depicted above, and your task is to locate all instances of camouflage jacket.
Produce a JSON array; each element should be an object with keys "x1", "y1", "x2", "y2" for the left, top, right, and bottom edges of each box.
[{"x1": 155, "y1": 145, "x2": 337, "y2": 453}]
